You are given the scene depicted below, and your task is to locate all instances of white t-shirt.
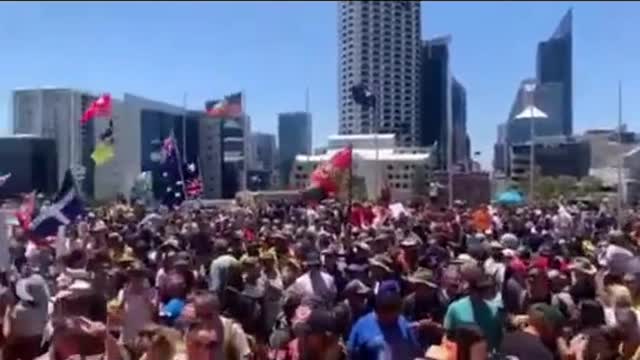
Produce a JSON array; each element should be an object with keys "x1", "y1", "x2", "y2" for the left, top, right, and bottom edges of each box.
[{"x1": 288, "y1": 270, "x2": 337, "y2": 304}]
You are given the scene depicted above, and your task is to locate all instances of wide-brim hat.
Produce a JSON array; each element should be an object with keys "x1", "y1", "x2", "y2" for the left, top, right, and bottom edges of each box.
[
  {"x1": 15, "y1": 277, "x2": 37, "y2": 302},
  {"x1": 568, "y1": 257, "x2": 597, "y2": 276},
  {"x1": 451, "y1": 253, "x2": 476, "y2": 265},
  {"x1": 91, "y1": 220, "x2": 108, "y2": 233},
  {"x1": 116, "y1": 251, "x2": 137, "y2": 264},
  {"x1": 159, "y1": 238, "x2": 180, "y2": 251},
  {"x1": 127, "y1": 261, "x2": 149, "y2": 277},
  {"x1": 344, "y1": 279, "x2": 372, "y2": 296},
  {"x1": 369, "y1": 254, "x2": 393, "y2": 273},
  {"x1": 241, "y1": 255, "x2": 260, "y2": 267},
  {"x1": 346, "y1": 263, "x2": 369, "y2": 273},
  {"x1": 400, "y1": 236, "x2": 420, "y2": 248},
  {"x1": 407, "y1": 268, "x2": 438, "y2": 288},
  {"x1": 259, "y1": 248, "x2": 277, "y2": 262}
]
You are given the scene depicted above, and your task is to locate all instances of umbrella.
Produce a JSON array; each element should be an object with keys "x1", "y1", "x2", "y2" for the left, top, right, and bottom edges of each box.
[{"x1": 496, "y1": 190, "x2": 524, "y2": 206}]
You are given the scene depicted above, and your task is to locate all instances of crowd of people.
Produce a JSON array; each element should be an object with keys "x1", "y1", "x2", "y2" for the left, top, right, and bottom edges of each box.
[{"x1": 1, "y1": 195, "x2": 640, "y2": 360}]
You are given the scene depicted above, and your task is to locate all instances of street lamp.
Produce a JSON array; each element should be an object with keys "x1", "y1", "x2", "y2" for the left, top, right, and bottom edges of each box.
[{"x1": 514, "y1": 81, "x2": 548, "y2": 202}]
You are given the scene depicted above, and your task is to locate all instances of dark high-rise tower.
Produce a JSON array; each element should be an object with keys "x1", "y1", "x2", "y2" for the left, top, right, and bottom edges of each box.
[
  {"x1": 499, "y1": 8, "x2": 573, "y2": 170},
  {"x1": 278, "y1": 112, "x2": 311, "y2": 188},
  {"x1": 419, "y1": 37, "x2": 470, "y2": 169},
  {"x1": 419, "y1": 38, "x2": 448, "y2": 149},
  {"x1": 536, "y1": 8, "x2": 573, "y2": 136}
]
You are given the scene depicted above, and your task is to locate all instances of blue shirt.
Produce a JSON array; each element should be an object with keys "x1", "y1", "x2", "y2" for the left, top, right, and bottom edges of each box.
[
  {"x1": 347, "y1": 312, "x2": 420, "y2": 360},
  {"x1": 160, "y1": 298, "x2": 185, "y2": 326}
]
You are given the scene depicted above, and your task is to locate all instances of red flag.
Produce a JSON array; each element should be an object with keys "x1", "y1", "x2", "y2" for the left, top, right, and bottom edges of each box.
[
  {"x1": 16, "y1": 191, "x2": 35, "y2": 231},
  {"x1": 309, "y1": 146, "x2": 352, "y2": 197},
  {"x1": 206, "y1": 92, "x2": 243, "y2": 118},
  {"x1": 81, "y1": 94, "x2": 112, "y2": 124}
]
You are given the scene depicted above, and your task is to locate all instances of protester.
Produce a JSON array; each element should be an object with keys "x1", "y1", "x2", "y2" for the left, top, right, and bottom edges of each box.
[{"x1": 6, "y1": 183, "x2": 640, "y2": 360}]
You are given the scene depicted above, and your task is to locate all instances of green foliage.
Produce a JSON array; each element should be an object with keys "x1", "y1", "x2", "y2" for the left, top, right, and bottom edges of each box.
[{"x1": 578, "y1": 176, "x2": 604, "y2": 194}]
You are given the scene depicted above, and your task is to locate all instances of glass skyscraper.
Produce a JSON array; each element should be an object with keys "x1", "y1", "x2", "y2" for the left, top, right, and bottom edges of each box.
[
  {"x1": 504, "y1": 9, "x2": 572, "y2": 145},
  {"x1": 419, "y1": 38, "x2": 470, "y2": 169},
  {"x1": 537, "y1": 8, "x2": 573, "y2": 136},
  {"x1": 278, "y1": 112, "x2": 311, "y2": 188}
]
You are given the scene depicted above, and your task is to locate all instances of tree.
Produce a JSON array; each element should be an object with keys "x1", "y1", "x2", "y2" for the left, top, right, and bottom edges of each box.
[
  {"x1": 579, "y1": 176, "x2": 604, "y2": 195},
  {"x1": 534, "y1": 176, "x2": 558, "y2": 201},
  {"x1": 556, "y1": 175, "x2": 578, "y2": 197}
]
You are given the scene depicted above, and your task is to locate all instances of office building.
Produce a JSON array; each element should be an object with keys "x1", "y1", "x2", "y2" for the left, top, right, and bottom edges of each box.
[
  {"x1": 496, "y1": 9, "x2": 573, "y2": 175},
  {"x1": 278, "y1": 112, "x2": 311, "y2": 188},
  {"x1": 198, "y1": 119, "x2": 224, "y2": 199},
  {"x1": 510, "y1": 135, "x2": 590, "y2": 182},
  {"x1": 200, "y1": 103, "x2": 251, "y2": 198},
  {"x1": 337, "y1": 1, "x2": 421, "y2": 146},
  {"x1": 537, "y1": 9, "x2": 572, "y2": 136},
  {"x1": 506, "y1": 79, "x2": 564, "y2": 144},
  {"x1": 419, "y1": 38, "x2": 470, "y2": 169},
  {"x1": 250, "y1": 132, "x2": 277, "y2": 172},
  {"x1": 451, "y1": 77, "x2": 469, "y2": 167},
  {"x1": 419, "y1": 38, "x2": 447, "y2": 149},
  {"x1": 11, "y1": 88, "x2": 118, "y2": 198},
  {"x1": 0, "y1": 135, "x2": 57, "y2": 198}
]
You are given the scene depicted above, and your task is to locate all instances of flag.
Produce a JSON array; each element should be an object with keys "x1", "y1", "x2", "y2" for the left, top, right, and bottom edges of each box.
[
  {"x1": 0, "y1": 173, "x2": 11, "y2": 187},
  {"x1": 205, "y1": 92, "x2": 243, "y2": 118},
  {"x1": 81, "y1": 94, "x2": 112, "y2": 124},
  {"x1": 29, "y1": 170, "x2": 85, "y2": 238},
  {"x1": 302, "y1": 146, "x2": 352, "y2": 201},
  {"x1": 16, "y1": 191, "x2": 35, "y2": 231},
  {"x1": 183, "y1": 162, "x2": 203, "y2": 198},
  {"x1": 91, "y1": 120, "x2": 115, "y2": 166},
  {"x1": 159, "y1": 132, "x2": 184, "y2": 207},
  {"x1": 350, "y1": 84, "x2": 376, "y2": 110},
  {"x1": 161, "y1": 133, "x2": 177, "y2": 163}
]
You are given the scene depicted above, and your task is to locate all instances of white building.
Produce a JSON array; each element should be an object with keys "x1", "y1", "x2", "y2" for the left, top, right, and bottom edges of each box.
[
  {"x1": 12, "y1": 88, "x2": 128, "y2": 200},
  {"x1": 291, "y1": 134, "x2": 433, "y2": 200},
  {"x1": 337, "y1": 1, "x2": 422, "y2": 147},
  {"x1": 13, "y1": 88, "x2": 98, "y2": 185}
]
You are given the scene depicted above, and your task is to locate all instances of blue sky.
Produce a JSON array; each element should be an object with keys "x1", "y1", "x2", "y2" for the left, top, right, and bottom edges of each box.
[{"x1": 1, "y1": 1, "x2": 639, "y2": 168}]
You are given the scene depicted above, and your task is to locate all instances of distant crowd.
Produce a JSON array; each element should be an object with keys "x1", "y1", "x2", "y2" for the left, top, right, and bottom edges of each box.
[{"x1": 2, "y1": 196, "x2": 640, "y2": 360}]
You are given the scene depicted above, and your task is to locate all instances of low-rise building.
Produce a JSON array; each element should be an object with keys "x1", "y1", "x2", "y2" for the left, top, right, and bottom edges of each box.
[{"x1": 290, "y1": 134, "x2": 435, "y2": 200}]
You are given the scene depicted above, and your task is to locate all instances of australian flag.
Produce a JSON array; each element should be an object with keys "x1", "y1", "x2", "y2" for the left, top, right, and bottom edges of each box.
[
  {"x1": 159, "y1": 133, "x2": 185, "y2": 207},
  {"x1": 183, "y1": 161, "x2": 203, "y2": 199},
  {"x1": 30, "y1": 170, "x2": 85, "y2": 238}
]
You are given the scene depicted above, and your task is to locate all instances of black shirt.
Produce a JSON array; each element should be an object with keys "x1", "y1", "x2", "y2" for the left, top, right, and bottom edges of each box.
[{"x1": 500, "y1": 331, "x2": 553, "y2": 360}]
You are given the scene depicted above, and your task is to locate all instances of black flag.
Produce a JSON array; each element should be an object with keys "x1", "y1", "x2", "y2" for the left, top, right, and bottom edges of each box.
[{"x1": 350, "y1": 83, "x2": 376, "y2": 110}]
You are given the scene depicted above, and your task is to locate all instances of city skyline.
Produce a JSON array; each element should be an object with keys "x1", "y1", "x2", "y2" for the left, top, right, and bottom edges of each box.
[{"x1": 1, "y1": 1, "x2": 640, "y2": 169}]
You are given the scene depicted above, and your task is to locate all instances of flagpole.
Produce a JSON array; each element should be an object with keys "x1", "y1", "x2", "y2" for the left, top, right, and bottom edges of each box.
[
  {"x1": 446, "y1": 40, "x2": 454, "y2": 208},
  {"x1": 70, "y1": 90, "x2": 75, "y2": 174},
  {"x1": 617, "y1": 80, "x2": 623, "y2": 225},
  {"x1": 182, "y1": 92, "x2": 188, "y2": 163},
  {"x1": 197, "y1": 156, "x2": 205, "y2": 202},
  {"x1": 172, "y1": 130, "x2": 187, "y2": 200},
  {"x1": 241, "y1": 90, "x2": 248, "y2": 192},
  {"x1": 347, "y1": 143, "x2": 353, "y2": 242}
]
